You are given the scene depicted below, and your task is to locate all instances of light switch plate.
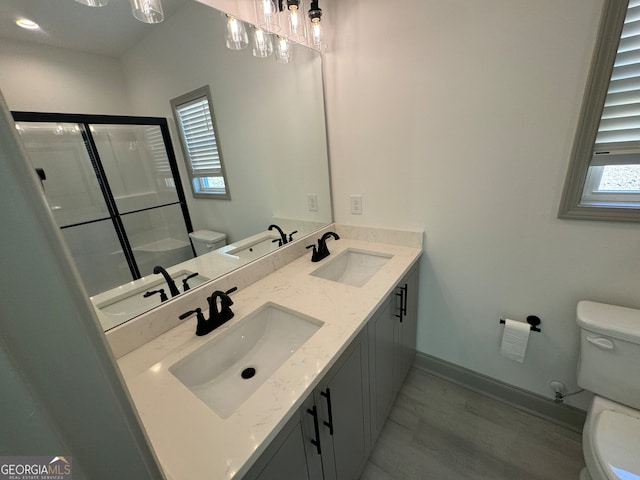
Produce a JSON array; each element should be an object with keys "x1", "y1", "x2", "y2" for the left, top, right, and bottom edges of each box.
[
  {"x1": 350, "y1": 195, "x2": 363, "y2": 215},
  {"x1": 307, "y1": 193, "x2": 318, "y2": 212}
]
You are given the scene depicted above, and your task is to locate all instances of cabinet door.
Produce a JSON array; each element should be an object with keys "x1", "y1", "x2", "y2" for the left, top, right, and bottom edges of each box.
[
  {"x1": 316, "y1": 330, "x2": 370, "y2": 480},
  {"x1": 245, "y1": 397, "x2": 323, "y2": 480},
  {"x1": 368, "y1": 297, "x2": 396, "y2": 443},
  {"x1": 301, "y1": 394, "x2": 326, "y2": 480},
  {"x1": 395, "y1": 266, "x2": 419, "y2": 392}
]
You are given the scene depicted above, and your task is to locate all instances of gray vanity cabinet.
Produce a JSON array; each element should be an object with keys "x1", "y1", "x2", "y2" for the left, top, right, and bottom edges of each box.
[
  {"x1": 246, "y1": 329, "x2": 370, "y2": 480},
  {"x1": 368, "y1": 296, "x2": 396, "y2": 442},
  {"x1": 246, "y1": 263, "x2": 419, "y2": 480},
  {"x1": 369, "y1": 265, "x2": 419, "y2": 443},
  {"x1": 395, "y1": 265, "x2": 419, "y2": 392},
  {"x1": 311, "y1": 328, "x2": 371, "y2": 480},
  {"x1": 243, "y1": 409, "x2": 322, "y2": 480}
]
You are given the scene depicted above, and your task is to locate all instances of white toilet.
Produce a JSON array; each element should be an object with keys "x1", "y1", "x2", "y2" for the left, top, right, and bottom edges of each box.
[
  {"x1": 189, "y1": 230, "x2": 227, "y2": 256},
  {"x1": 576, "y1": 300, "x2": 640, "y2": 480}
]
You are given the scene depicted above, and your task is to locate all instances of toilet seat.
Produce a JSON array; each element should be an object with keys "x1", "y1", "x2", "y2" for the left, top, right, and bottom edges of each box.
[{"x1": 593, "y1": 410, "x2": 640, "y2": 480}]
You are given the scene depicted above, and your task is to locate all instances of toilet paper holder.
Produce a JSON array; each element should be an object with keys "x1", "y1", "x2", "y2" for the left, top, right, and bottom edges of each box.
[{"x1": 499, "y1": 315, "x2": 541, "y2": 333}]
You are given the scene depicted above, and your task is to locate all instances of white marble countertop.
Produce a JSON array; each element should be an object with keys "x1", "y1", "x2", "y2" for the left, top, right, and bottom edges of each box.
[{"x1": 117, "y1": 234, "x2": 422, "y2": 480}]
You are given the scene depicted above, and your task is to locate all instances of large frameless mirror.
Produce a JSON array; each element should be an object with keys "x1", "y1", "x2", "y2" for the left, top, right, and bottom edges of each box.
[{"x1": 0, "y1": 0, "x2": 332, "y2": 330}]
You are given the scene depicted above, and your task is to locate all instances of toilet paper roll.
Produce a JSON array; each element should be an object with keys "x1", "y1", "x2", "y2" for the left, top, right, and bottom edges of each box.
[{"x1": 500, "y1": 319, "x2": 530, "y2": 363}]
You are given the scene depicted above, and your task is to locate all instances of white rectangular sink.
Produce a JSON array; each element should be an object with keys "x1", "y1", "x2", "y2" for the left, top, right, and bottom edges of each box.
[
  {"x1": 310, "y1": 248, "x2": 393, "y2": 287},
  {"x1": 169, "y1": 303, "x2": 323, "y2": 419},
  {"x1": 225, "y1": 234, "x2": 281, "y2": 260}
]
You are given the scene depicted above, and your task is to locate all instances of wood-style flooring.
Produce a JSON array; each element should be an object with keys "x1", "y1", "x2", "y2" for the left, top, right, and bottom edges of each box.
[{"x1": 360, "y1": 368, "x2": 584, "y2": 480}]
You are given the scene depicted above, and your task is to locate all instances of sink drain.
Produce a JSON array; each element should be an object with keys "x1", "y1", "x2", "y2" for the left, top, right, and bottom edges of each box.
[{"x1": 241, "y1": 367, "x2": 256, "y2": 379}]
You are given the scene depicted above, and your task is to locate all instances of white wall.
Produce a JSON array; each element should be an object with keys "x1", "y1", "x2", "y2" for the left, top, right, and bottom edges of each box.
[
  {"x1": 0, "y1": 38, "x2": 131, "y2": 114},
  {"x1": 324, "y1": 0, "x2": 640, "y2": 408}
]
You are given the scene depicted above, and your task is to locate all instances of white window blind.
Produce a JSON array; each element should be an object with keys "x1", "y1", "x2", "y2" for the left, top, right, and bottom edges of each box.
[
  {"x1": 175, "y1": 97, "x2": 222, "y2": 176},
  {"x1": 580, "y1": 0, "x2": 640, "y2": 207},
  {"x1": 171, "y1": 86, "x2": 230, "y2": 199},
  {"x1": 595, "y1": 0, "x2": 640, "y2": 151}
]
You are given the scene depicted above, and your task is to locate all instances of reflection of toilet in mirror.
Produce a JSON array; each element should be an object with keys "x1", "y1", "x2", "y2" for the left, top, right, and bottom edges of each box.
[
  {"x1": 189, "y1": 230, "x2": 227, "y2": 256},
  {"x1": 575, "y1": 301, "x2": 640, "y2": 480}
]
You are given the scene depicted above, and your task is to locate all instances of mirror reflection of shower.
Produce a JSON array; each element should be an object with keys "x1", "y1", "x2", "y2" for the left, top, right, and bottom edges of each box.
[{"x1": 14, "y1": 115, "x2": 194, "y2": 296}]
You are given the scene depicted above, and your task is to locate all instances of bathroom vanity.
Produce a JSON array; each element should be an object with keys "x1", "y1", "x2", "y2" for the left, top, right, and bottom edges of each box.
[{"x1": 113, "y1": 225, "x2": 422, "y2": 480}]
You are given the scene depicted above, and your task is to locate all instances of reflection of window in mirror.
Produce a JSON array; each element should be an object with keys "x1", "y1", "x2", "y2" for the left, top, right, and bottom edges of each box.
[
  {"x1": 559, "y1": 0, "x2": 640, "y2": 222},
  {"x1": 171, "y1": 85, "x2": 231, "y2": 199}
]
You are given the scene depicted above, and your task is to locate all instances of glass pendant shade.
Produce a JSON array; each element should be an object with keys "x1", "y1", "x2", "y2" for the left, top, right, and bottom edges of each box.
[
  {"x1": 252, "y1": 27, "x2": 274, "y2": 58},
  {"x1": 308, "y1": 0, "x2": 323, "y2": 49},
  {"x1": 310, "y1": 20, "x2": 322, "y2": 49},
  {"x1": 131, "y1": 0, "x2": 164, "y2": 24},
  {"x1": 254, "y1": 0, "x2": 281, "y2": 32},
  {"x1": 286, "y1": 0, "x2": 306, "y2": 42},
  {"x1": 223, "y1": 14, "x2": 249, "y2": 50},
  {"x1": 74, "y1": 0, "x2": 109, "y2": 6},
  {"x1": 275, "y1": 36, "x2": 292, "y2": 63}
]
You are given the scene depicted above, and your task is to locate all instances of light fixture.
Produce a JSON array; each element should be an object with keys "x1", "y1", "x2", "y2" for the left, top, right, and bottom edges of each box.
[
  {"x1": 131, "y1": 0, "x2": 164, "y2": 24},
  {"x1": 254, "y1": 0, "x2": 281, "y2": 32},
  {"x1": 74, "y1": 0, "x2": 109, "y2": 6},
  {"x1": 308, "y1": 0, "x2": 323, "y2": 49},
  {"x1": 223, "y1": 14, "x2": 249, "y2": 50},
  {"x1": 222, "y1": 0, "x2": 328, "y2": 60},
  {"x1": 285, "y1": 0, "x2": 306, "y2": 42},
  {"x1": 252, "y1": 27, "x2": 274, "y2": 58},
  {"x1": 15, "y1": 18, "x2": 40, "y2": 30},
  {"x1": 275, "y1": 36, "x2": 292, "y2": 64}
]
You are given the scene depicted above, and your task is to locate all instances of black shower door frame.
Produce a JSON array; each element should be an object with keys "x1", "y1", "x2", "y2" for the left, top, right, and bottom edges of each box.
[{"x1": 12, "y1": 111, "x2": 195, "y2": 282}]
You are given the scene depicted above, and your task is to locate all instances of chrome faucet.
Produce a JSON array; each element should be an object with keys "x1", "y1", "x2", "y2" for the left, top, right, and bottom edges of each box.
[
  {"x1": 153, "y1": 265, "x2": 180, "y2": 297},
  {"x1": 307, "y1": 231, "x2": 340, "y2": 262}
]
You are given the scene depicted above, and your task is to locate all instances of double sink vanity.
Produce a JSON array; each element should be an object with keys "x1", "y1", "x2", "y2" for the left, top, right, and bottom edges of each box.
[{"x1": 111, "y1": 224, "x2": 422, "y2": 480}]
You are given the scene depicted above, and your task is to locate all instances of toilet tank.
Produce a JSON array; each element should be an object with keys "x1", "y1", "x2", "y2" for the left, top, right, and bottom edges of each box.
[
  {"x1": 577, "y1": 301, "x2": 640, "y2": 410},
  {"x1": 189, "y1": 230, "x2": 227, "y2": 256}
]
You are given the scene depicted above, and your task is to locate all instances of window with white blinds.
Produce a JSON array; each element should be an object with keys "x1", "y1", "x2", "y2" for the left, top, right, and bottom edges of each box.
[
  {"x1": 559, "y1": 0, "x2": 640, "y2": 221},
  {"x1": 595, "y1": 0, "x2": 640, "y2": 149},
  {"x1": 170, "y1": 86, "x2": 230, "y2": 199}
]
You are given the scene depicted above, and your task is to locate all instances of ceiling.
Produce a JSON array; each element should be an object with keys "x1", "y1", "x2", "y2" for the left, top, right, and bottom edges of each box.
[{"x1": 0, "y1": 0, "x2": 188, "y2": 58}]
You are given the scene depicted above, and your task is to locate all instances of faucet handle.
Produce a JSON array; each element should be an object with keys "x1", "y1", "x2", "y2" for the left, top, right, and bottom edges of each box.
[
  {"x1": 179, "y1": 308, "x2": 213, "y2": 336},
  {"x1": 182, "y1": 272, "x2": 199, "y2": 292},
  {"x1": 179, "y1": 307, "x2": 203, "y2": 321},
  {"x1": 306, "y1": 244, "x2": 322, "y2": 262},
  {"x1": 288, "y1": 230, "x2": 298, "y2": 242},
  {"x1": 143, "y1": 288, "x2": 168, "y2": 302}
]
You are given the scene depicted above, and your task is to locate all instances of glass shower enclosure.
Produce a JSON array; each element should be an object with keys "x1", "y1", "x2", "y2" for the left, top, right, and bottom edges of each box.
[{"x1": 12, "y1": 112, "x2": 194, "y2": 297}]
